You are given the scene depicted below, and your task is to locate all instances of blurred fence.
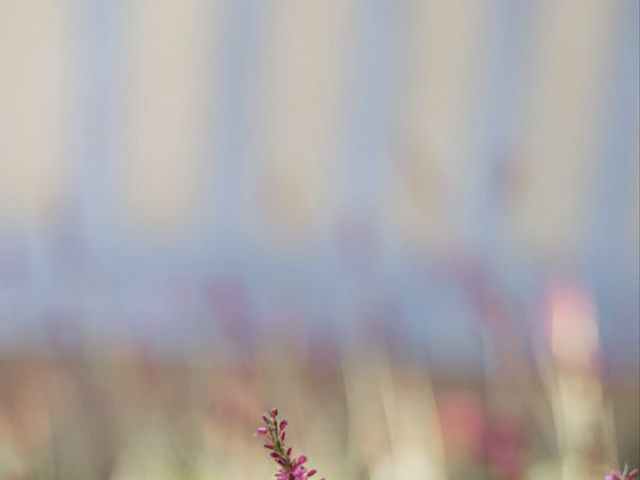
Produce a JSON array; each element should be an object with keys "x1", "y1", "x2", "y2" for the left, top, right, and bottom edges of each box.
[{"x1": 0, "y1": 0, "x2": 637, "y2": 361}]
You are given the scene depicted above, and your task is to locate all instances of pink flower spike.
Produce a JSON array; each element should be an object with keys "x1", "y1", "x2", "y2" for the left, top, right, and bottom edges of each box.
[{"x1": 253, "y1": 407, "x2": 325, "y2": 480}]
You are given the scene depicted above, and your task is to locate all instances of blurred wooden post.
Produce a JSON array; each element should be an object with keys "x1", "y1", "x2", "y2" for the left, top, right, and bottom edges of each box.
[
  {"x1": 0, "y1": 0, "x2": 75, "y2": 222},
  {"x1": 118, "y1": 0, "x2": 219, "y2": 234},
  {"x1": 510, "y1": 0, "x2": 614, "y2": 260},
  {"x1": 389, "y1": 0, "x2": 490, "y2": 252},
  {"x1": 254, "y1": 0, "x2": 355, "y2": 244}
]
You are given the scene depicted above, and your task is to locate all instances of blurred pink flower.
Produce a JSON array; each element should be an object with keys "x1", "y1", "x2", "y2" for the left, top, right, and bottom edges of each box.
[
  {"x1": 605, "y1": 466, "x2": 639, "y2": 480},
  {"x1": 437, "y1": 391, "x2": 526, "y2": 480},
  {"x1": 437, "y1": 391, "x2": 484, "y2": 455}
]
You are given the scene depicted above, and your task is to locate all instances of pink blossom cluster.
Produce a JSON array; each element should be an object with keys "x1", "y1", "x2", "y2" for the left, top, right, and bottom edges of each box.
[
  {"x1": 605, "y1": 465, "x2": 639, "y2": 480},
  {"x1": 255, "y1": 408, "x2": 324, "y2": 480}
]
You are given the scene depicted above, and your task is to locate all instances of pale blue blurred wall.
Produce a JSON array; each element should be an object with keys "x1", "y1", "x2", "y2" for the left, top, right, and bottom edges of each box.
[{"x1": 0, "y1": 0, "x2": 638, "y2": 372}]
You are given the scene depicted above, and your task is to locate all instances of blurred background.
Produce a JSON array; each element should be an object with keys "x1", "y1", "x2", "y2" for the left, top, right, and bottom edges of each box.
[{"x1": 0, "y1": 0, "x2": 638, "y2": 479}]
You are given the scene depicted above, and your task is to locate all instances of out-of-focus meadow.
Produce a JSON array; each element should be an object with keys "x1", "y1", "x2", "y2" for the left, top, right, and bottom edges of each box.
[{"x1": 0, "y1": 1, "x2": 639, "y2": 479}]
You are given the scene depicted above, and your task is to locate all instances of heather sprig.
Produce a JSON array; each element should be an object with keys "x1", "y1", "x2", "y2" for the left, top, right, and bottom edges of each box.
[
  {"x1": 254, "y1": 408, "x2": 324, "y2": 480},
  {"x1": 605, "y1": 465, "x2": 639, "y2": 480}
]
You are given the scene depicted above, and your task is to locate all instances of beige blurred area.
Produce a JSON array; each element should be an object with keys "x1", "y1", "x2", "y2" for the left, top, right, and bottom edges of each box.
[
  {"x1": 117, "y1": 0, "x2": 216, "y2": 234},
  {"x1": 0, "y1": 0, "x2": 638, "y2": 479},
  {"x1": 254, "y1": 0, "x2": 356, "y2": 242},
  {"x1": 0, "y1": 0, "x2": 75, "y2": 222},
  {"x1": 510, "y1": 0, "x2": 615, "y2": 258},
  {"x1": 389, "y1": 0, "x2": 492, "y2": 251}
]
